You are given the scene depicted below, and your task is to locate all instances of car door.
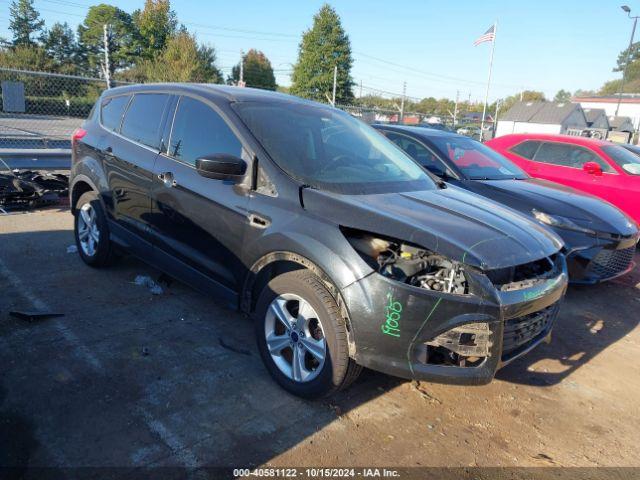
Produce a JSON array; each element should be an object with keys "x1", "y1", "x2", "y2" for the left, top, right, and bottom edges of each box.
[
  {"x1": 149, "y1": 95, "x2": 250, "y2": 303},
  {"x1": 531, "y1": 141, "x2": 619, "y2": 203},
  {"x1": 100, "y1": 92, "x2": 174, "y2": 252},
  {"x1": 382, "y1": 131, "x2": 452, "y2": 178}
]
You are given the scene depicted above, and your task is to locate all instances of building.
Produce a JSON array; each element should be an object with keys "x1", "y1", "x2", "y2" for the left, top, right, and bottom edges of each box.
[
  {"x1": 495, "y1": 101, "x2": 587, "y2": 138},
  {"x1": 573, "y1": 94, "x2": 640, "y2": 132},
  {"x1": 583, "y1": 108, "x2": 609, "y2": 129}
]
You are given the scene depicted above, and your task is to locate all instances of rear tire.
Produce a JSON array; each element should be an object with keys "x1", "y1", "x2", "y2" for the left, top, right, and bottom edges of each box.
[
  {"x1": 255, "y1": 270, "x2": 361, "y2": 398},
  {"x1": 74, "y1": 191, "x2": 116, "y2": 267}
]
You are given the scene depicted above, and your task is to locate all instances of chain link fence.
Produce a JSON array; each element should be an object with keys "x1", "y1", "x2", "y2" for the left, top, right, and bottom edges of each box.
[
  {"x1": 0, "y1": 68, "x2": 116, "y2": 150},
  {"x1": 0, "y1": 67, "x2": 463, "y2": 154}
]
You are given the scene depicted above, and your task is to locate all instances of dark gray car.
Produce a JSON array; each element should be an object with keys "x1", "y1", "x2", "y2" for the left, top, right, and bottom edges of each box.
[{"x1": 70, "y1": 84, "x2": 567, "y2": 398}]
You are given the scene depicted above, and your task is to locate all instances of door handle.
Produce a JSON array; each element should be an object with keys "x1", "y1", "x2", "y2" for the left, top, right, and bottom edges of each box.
[
  {"x1": 157, "y1": 171, "x2": 177, "y2": 188},
  {"x1": 248, "y1": 213, "x2": 270, "y2": 228}
]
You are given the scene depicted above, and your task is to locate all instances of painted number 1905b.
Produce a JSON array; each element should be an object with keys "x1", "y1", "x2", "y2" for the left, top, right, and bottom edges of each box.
[{"x1": 381, "y1": 292, "x2": 402, "y2": 338}]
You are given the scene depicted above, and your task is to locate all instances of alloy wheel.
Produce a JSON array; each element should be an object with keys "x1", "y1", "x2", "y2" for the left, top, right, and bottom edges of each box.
[
  {"x1": 264, "y1": 293, "x2": 327, "y2": 383},
  {"x1": 77, "y1": 203, "x2": 100, "y2": 257}
]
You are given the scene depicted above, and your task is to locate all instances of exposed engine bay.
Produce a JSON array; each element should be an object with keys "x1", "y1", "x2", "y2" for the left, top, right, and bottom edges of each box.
[{"x1": 345, "y1": 230, "x2": 469, "y2": 294}]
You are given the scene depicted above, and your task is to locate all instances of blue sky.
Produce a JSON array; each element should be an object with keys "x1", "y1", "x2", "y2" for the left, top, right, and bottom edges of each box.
[{"x1": 0, "y1": 0, "x2": 633, "y2": 102}]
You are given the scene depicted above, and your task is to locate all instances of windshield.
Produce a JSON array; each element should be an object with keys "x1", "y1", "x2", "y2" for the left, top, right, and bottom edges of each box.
[
  {"x1": 233, "y1": 102, "x2": 435, "y2": 194},
  {"x1": 604, "y1": 145, "x2": 640, "y2": 175},
  {"x1": 428, "y1": 135, "x2": 528, "y2": 180}
]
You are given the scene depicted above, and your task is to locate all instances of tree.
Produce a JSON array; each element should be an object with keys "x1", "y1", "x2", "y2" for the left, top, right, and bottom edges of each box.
[
  {"x1": 229, "y1": 49, "x2": 276, "y2": 90},
  {"x1": 77, "y1": 4, "x2": 138, "y2": 77},
  {"x1": 0, "y1": 45, "x2": 54, "y2": 71},
  {"x1": 290, "y1": 4, "x2": 354, "y2": 104},
  {"x1": 133, "y1": 0, "x2": 177, "y2": 59},
  {"x1": 41, "y1": 22, "x2": 79, "y2": 72},
  {"x1": 126, "y1": 31, "x2": 222, "y2": 83},
  {"x1": 499, "y1": 90, "x2": 546, "y2": 113},
  {"x1": 553, "y1": 89, "x2": 571, "y2": 103},
  {"x1": 9, "y1": 0, "x2": 44, "y2": 47}
]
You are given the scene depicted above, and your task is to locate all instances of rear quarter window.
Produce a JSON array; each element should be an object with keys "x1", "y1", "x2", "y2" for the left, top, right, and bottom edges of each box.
[
  {"x1": 121, "y1": 93, "x2": 172, "y2": 150},
  {"x1": 533, "y1": 142, "x2": 614, "y2": 172},
  {"x1": 100, "y1": 95, "x2": 130, "y2": 132},
  {"x1": 509, "y1": 140, "x2": 541, "y2": 159}
]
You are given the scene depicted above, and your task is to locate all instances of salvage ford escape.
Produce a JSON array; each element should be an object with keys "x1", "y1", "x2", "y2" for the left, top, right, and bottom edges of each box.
[{"x1": 70, "y1": 84, "x2": 568, "y2": 398}]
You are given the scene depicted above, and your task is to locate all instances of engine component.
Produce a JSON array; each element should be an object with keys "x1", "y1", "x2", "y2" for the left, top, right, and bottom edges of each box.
[{"x1": 343, "y1": 229, "x2": 469, "y2": 294}]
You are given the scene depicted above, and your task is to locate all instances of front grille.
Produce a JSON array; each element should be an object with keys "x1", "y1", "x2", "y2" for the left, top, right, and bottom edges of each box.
[
  {"x1": 586, "y1": 246, "x2": 635, "y2": 279},
  {"x1": 502, "y1": 304, "x2": 559, "y2": 361}
]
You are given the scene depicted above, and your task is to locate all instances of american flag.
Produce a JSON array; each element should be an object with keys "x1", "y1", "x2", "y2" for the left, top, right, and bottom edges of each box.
[{"x1": 474, "y1": 25, "x2": 496, "y2": 46}]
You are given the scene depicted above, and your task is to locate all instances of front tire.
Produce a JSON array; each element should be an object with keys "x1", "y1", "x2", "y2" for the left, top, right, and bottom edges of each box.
[
  {"x1": 74, "y1": 191, "x2": 116, "y2": 267},
  {"x1": 255, "y1": 270, "x2": 361, "y2": 398}
]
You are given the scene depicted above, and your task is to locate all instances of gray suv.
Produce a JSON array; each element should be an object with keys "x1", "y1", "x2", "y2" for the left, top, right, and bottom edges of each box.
[{"x1": 70, "y1": 84, "x2": 568, "y2": 398}]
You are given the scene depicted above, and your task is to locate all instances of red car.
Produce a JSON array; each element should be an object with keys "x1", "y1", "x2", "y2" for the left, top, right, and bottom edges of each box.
[{"x1": 486, "y1": 133, "x2": 640, "y2": 225}]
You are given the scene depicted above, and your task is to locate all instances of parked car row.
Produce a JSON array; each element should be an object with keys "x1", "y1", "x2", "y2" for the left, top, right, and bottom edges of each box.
[
  {"x1": 374, "y1": 126, "x2": 639, "y2": 284},
  {"x1": 70, "y1": 85, "x2": 638, "y2": 399}
]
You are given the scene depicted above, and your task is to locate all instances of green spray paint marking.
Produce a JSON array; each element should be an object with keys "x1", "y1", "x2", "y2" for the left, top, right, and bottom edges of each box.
[
  {"x1": 406, "y1": 297, "x2": 443, "y2": 377},
  {"x1": 381, "y1": 292, "x2": 403, "y2": 338}
]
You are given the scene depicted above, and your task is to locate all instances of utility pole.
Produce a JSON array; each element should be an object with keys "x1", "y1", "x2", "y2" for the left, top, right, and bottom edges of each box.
[
  {"x1": 332, "y1": 65, "x2": 337, "y2": 106},
  {"x1": 453, "y1": 90, "x2": 459, "y2": 126},
  {"x1": 493, "y1": 99, "x2": 502, "y2": 139},
  {"x1": 399, "y1": 81, "x2": 406, "y2": 124},
  {"x1": 520, "y1": 88, "x2": 524, "y2": 101},
  {"x1": 617, "y1": 6, "x2": 639, "y2": 116},
  {"x1": 239, "y1": 50, "x2": 245, "y2": 87},
  {"x1": 359, "y1": 79, "x2": 363, "y2": 99},
  {"x1": 102, "y1": 24, "x2": 111, "y2": 89}
]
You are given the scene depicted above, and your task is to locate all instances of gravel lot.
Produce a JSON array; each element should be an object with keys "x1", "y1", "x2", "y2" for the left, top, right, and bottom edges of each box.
[{"x1": 1, "y1": 209, "x2": 639, "y2": 475}]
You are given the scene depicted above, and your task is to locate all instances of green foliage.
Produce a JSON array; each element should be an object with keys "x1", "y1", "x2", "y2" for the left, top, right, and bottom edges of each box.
[
  {"x1": 290, "y1": 4, "x2": 354, "y2": 103},
  {"x1": 229, "y1": 49, "x2": 276, "y2": 90},
  {"x1": 9, "y1": 0, "x2": 44, "y2": 46},
  {"x1": 0, "y1": 44, "x2": 55, "y2": 71},
  {"x1": 77, "y1": 4, "x2": 138, "y2": 77},
  {"x1": 41, "y1": 22, "x2": 81, "y2": 73},
  {"x1": 498, "y1": 90, "x2": 546, "y2": 113},
  {"x1": 133, "y1": 0, "x2": 177, "y2": 59},
  {"x1": 124, "y1": 32, "x2": 222, "y2": 83},
  {"x1": 553, "y1": 89, "x2": 571, "y2": 102}
]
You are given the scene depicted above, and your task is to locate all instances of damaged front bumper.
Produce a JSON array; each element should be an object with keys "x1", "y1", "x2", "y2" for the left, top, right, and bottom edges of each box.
[{"x1": 341, "y1": 254, "x2": 568, "y2": 385}]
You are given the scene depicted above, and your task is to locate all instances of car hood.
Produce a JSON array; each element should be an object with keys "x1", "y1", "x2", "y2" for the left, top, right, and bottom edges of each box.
[
  {"x1": 468, "y1": 178, "x2": 638, "y2": 236},
  {"x1": 302, "y1": 185, "x2": 563, "y2": 270}
]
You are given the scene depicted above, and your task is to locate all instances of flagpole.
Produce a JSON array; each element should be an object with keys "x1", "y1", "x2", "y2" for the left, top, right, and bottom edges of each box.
[{"x1": 480, "y1": 21, "x2": 497, "y2": 140}]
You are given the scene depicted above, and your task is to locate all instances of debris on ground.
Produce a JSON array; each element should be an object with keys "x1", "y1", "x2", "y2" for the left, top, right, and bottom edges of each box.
[
  {"x1": 133, "y1": 275, "x2": 163, "y2": 295},
  {"x1": 9, "y1": 311, "x2": 65, "y2": 322},
  {"x1": 218, "y1": 337, "x2": 251, "y2": 356},
  {"x1": 0, "y1": 162, "x2": 69, "y2": 211},
  {"x1": 66, "y1": 244, "x2": 78, "y2": 254},
  {"x1": 411, "y1": 380, "x2": 443, "y2": 404}
]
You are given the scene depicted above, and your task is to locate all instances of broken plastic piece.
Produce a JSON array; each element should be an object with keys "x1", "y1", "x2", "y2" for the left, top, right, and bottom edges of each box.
[
  {"x1": 426, "y1": 322, "x2": 492, "y2": 358},
  {"x1": 66, "y1": 245, "x2": 78, "y2": 254},
  {"x1": 133, "y1": 275, "x2": 163, "y2": 295}
]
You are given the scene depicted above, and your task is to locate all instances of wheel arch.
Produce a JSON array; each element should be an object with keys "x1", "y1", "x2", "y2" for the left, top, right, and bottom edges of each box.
[
  {"x1": 70, "y1": 175, "x2": 99, "y2": 214},
  {"x1": 241, "y1": 251, "x2": 357, "y2": 356}
]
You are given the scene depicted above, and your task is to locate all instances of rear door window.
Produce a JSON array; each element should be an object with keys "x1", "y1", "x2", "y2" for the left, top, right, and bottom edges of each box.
[
  {"x1": 121, "y1": 93, "x2": 172, "y2": 150},
  {"x1": 100, "y1": 95, "x2": 130, "y2": 132},
  {"x1": 168, "y1": 96, "x2": 242, "y2": 166},
  {"x1": 533, "y1": 142, "x2": 613, "y2": 172},
  {"x1": 510, "y1": 140, "x2": 541, "y2": 159}
]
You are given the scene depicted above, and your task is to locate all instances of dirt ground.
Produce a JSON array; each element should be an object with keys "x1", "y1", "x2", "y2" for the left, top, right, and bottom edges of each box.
[{"x1": 1, "y1": 209, "x2": 639, "y2": 475}]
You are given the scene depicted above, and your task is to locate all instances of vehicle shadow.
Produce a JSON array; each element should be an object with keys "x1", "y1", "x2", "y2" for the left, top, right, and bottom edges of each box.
[
  {"x1": 497, "y1": 263, "x2": 640, "y2": 386},
  {"x1": 1, "y1": 226, "x2": 637, "y2": 471}
]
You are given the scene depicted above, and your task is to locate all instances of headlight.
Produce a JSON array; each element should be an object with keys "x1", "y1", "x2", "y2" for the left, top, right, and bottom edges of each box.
[
  {"x1": 341, "y1": 227, "x2": 469, "y2": 294},
  {"x1": 532, "y1": 209, "x2": 596, "y2": 235}
]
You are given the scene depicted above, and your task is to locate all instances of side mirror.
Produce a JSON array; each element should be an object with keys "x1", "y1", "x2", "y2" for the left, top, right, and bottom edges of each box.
[
  {"x1": 196, "y1": 154, "x2": 247, "y2": 181},
  {"x1": 582, "y1": 161, "x2": 602, "y2": 176}
]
